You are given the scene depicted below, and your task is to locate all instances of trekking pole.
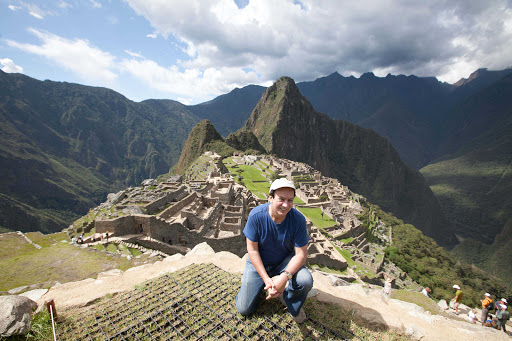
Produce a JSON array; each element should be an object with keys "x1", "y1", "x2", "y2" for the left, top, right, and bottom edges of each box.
[{"x1": 46, "y1": 299, "x2": 57, "y2": 341}]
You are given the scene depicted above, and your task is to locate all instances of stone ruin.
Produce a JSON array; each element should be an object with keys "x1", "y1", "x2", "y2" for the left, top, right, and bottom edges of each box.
[{"x1": 77, "y1": 152, "x2": 392, "y2": 282}]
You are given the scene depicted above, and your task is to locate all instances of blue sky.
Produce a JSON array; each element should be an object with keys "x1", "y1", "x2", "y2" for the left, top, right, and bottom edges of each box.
[{"x1": 1, "y1": 0, "x2": 511, "y2": 105}]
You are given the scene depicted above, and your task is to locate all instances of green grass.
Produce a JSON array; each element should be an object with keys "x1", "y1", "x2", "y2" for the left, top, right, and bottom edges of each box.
[
  {"x1": 50, "y1": 231, "x2": 70, "y2": 242},
  {"x1": 297, "y1": 207, "x2": 337, "y2": 229},
  {"x1": 94, "y1": 244, "x2": 105, "y2": 251},
  {"x1": 128, "y1": 247, "x2": 142, "y2": 257},
  {"x1": 24, "y1": 232, "x2": 55, "y2": 247},
  {"x1": 392, "y1": 290, "x2": 451, "y2": 316},
  {"x1": 0, "y1": 242, "x2": 135, "y2": 292},
  {"x1": 105, "y1": 243, "x2": 118, "y2": 253},
  {"x1": 339, "y1": 237, "x2": 354, "y2": 244},
  {"x1": 0, "y1": 233, "x2": 38, "y2": 259}
]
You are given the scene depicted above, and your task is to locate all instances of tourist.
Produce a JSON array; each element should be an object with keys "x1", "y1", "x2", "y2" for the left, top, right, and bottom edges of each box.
[
  {"x1": 495, "y1": 298, "x2": 507, "y2": 312},
  {"x1": 497, "y1": 304, "x2": 510, "y2": 332},
  {"x1": 484, "y1": 314, "x2": 499, "y2": 328},
  {"x1": 468, "y1": 309, "x2": 477, "y2": 324},
  {"x1": 381, "y1": 277, "x2": 392, "y2": 302},
  {"x1": 480, "y1": 292, "x2": 493, "y2": 325},
  {"x1": 236, "y1": 178, "x2": 313, "y2": 323},
  {"x1": 421, "y1": 287, "x2": 431, "y2": 297},
  {"x1": 451, "y1": 284, "x2": 463, "y2": 315}
]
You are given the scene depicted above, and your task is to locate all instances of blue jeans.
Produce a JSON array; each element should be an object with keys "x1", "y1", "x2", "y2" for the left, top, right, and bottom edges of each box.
[{"x1": 236, "y1": 255, "x2": 313, "y2": 317}]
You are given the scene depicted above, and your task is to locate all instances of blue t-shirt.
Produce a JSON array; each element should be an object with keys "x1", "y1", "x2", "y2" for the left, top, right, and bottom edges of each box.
[{"x1": 243, "y1": 203, "x2": 309, "y2": 266}]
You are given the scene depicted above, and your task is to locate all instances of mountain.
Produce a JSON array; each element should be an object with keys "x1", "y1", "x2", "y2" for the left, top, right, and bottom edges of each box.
[
  {"x1": 191, "y1": 68, "x2": 512, "y2": 170},
  {"x1": 188, "y1": 85, "x2": 266, "y2": 137},
  {"x1": 0, "y1": 70, "x2": 199, "y2": 233},
  {"x1": 420, "y1": 73, "x2": 512, "y2": 275},
  {"x1": 175, "y1": 119, "x2": 226, "y2": 173},
  {"x1": 241, "y1": 76, "x2": 456, "y2": 247}
]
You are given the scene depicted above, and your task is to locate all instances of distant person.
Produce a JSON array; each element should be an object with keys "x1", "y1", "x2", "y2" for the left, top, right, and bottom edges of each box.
[
  {"x1": 421, "y1": 287, "x2": 432, "y2": 298},
  {"x1": 497, "y1": 304, "x2": 509, "y2": 332},
  {"x1": 236, "y1": 178, "x2": 313, "y2": 323},
  {"x1": 484, "y1": 314, "x2": 499, "y2": 329},
  {"x1": 468, "y1": 309, "x2": 477, "y2": 324},
  {"x1": 495, "y1": 298, "x2": 507, "y2": 312},
  {"x1": 480, "y1": 292, "x2": 493, "y2": 325},
  {"x1": 381, "y1": 277, "x2": 392, "y2": 302},
  {"x1": 451, "y1": 284, "x2": 463, "y2": 315}
]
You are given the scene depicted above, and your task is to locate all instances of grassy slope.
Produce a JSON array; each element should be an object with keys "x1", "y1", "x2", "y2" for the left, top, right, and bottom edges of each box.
[
  {"x1": 420, "y1": 116, "x2": 512, "y2": 284},
  {"x1": 0, "y1": 232, "x2": 138, "y2": 292}
]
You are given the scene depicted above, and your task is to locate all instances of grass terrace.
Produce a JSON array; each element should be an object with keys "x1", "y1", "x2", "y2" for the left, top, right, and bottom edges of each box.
[
  {"x1": 297, "y1": 207, "x2": 337, "y2": 230},
  {"x1": 0, "y1": 233, "x2": 151, "y2": 292}
]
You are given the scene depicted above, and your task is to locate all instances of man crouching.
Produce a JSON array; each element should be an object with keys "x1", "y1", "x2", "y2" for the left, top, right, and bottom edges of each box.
[{"x1": 236, "y1": 178, "x2": 313, "y2": 323}]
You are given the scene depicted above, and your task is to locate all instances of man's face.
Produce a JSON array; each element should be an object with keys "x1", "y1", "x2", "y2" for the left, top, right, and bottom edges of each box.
[{"x1": 269, "y1": 187, "x2": 295, "y2": 220}]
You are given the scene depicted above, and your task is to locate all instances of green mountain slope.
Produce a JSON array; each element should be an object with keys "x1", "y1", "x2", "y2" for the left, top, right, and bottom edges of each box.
[
  {"x1": 0, "y1": 70, "x2": 199, "y2": 233},
  {"x1": 421, "y1": 73, "x2": 512, "y2": 243}
]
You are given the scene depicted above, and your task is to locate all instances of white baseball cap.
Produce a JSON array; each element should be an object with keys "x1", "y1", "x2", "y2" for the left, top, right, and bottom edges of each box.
[
  {"x1": 485, "y1": 293, "x2": 491, "y2": 297},
  {"x1": 502, "y1": 298, "x2": 508, "y2": 304},
  {"x1": 270, "y1": 178, "x2": 295, "y2": 192},
  {"x1": 453, "y1": 285, "x2": 460, "y2": 289}
]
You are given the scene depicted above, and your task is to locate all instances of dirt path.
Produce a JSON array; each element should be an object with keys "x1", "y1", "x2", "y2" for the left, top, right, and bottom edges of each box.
[{"x1": 38, "y1": 244, "x2": 509, "y2": 340}]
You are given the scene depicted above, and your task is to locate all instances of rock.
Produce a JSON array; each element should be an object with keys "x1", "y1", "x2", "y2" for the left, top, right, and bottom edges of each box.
[
  {"x1": 107, "y1": 190, "x2": 126, "y2": 205},
  {"x1": 405, "y1": 324, "x2": 425, "y2": 340},
  {"x1": 164, "y1": 254, "x2": 184, "y2": 263},
  {"x1": 97, "y1": 269, "x2": 123, "y2": 280},
  {"x1": 141, "y1": 179, "x2": 157, "y2": 187},
  {"x1": 308, "y1": 288, "x2": 319, "y2": 297},
  {"x1": 0, "y1": 295, "x2": 37, "y2": 337},
  {"x1": 19, "y1": 289, "x2": 48, "y2": 303},
  {"x1": 437, "y1": 299, "x2": 448, "y2": 311},
  {"x1": 327, "y1": 275, "x2": 350, "y2": 286},
  {"x1": 122, "y1": 206, "x2": 144, "y2": 215},
  {"x1": 7, "y1": 286, "x2": 28, "y2": 295},
  {"x1": 186, "y1": 242, "x2": 215, "y2": 257}
]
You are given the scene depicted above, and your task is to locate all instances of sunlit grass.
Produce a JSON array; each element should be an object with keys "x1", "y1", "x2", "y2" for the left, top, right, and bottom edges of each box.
[{"x1": 297, "y1": 206, "x2": 337, "y2": 229}]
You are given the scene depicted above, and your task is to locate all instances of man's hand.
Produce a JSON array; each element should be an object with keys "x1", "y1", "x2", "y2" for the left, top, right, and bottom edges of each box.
[{"x1": 264, "y1": 278, "x2": 281, "y2": 300}]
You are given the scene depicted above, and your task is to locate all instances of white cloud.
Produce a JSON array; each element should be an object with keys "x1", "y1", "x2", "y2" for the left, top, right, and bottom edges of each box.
[
  {"x1": 0, "y1": 58, "x2": 24, "y2": 73},
  {"x1": 90, "y1": 0, "x2": 102, "y2": 9},
  {"x1": 58, "y1": 1, "x2": 72, "y2": 9},
  {"x1": 124, "y1": 50, "x2": 144, "y2": 59},
  {"x1": 8, "y1": 5, "x2": 21, "y2": 11},
  {"x1": 120, "y1": 57, "x2": 260, "y2": 103},
  {"x1": 125, "y1": 0, "x2": 512, "y2": 85},
  {"x1": 146, "y1": 32, "x2": 157, "y2": 39},
  {"x1": 29, "y1": 11, "x2": 44, "y2": 19},
  {"x1": 6, "y1": 28, "x2": 117, "y2": 83}
]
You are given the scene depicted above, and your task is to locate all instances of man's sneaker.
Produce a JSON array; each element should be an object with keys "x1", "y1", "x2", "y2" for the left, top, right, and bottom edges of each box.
[{"x1": 292, "y1": 308, "x2": 306, "y2": 323}]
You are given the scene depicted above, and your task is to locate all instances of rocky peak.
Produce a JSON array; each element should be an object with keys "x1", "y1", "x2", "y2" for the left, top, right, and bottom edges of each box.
[{"x1": 176, "y1": 119, "x2": 223, "y2": 173}]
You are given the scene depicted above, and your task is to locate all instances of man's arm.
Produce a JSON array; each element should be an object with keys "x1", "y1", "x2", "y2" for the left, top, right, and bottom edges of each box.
[
  {"x1": 273, "y1": 244, "x2": 308, "y2": 295},
  {"x1": 246, "y1": 238, "x2": 278, "y2": 299}
]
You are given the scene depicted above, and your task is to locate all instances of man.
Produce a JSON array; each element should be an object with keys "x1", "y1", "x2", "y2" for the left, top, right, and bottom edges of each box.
[
  {"x1": 497, "y1": 304, "x2": 510, "y2": 332},
  {"x1": 236, "y1": 178, "x2": 313, "y2": 323},
  {"x1": 480, "y1": 292, "x2": 493, "y2": 325},
  {"x1": 451, "y1": 285, "x2": 463, "y2": 315}
]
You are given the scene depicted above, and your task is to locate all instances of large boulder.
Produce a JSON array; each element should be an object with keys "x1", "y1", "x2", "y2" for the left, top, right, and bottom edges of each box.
[
  {"x1": 437, "y1": 299, "x2": 449, "y2": 311},
  {"x1": 0, "y1": 295, "x2": 37, "y2": 337},
  {"x1": 107, "y1": 190, "x2": 126, "y2": 205},
  {"x1": 186, "y1": 242, "x2": 215, "y2": 256}
]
